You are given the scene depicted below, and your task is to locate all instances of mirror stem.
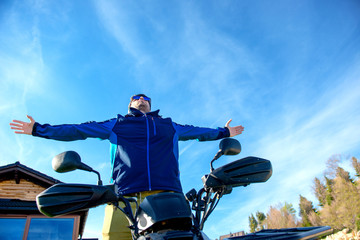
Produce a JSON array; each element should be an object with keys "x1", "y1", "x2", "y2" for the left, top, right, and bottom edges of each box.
[
  {"x1": 210, "y1": 150, "x2": 223, "y2": 171},
  {"x1": 93, "y1": 170, "x2": 103, "y2": 185}
]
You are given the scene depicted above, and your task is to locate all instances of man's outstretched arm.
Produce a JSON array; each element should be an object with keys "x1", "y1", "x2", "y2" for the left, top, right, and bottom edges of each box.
[
  {"x1": 10, "y1": 115, "x2": 35, "y2": 135},
  {"x1": 10, "y1": 115, "x2": 116, "y2": 141},
  {"x1": 174, "y1": 118, "x2": 244, "y2": 141}
]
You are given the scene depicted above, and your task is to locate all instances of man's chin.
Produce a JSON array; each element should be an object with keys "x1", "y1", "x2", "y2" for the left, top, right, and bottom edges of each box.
[{"x1": 138, "y1": 106, "x2": 150, "y2": 113}]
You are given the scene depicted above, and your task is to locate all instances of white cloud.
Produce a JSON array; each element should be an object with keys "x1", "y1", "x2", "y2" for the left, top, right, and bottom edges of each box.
[
  {"x1": 93, "y1": 1, "x2": 149, "y2": 63},
  {"x1": 0, "y1": 1, "x2": 50, "y2": 166}
]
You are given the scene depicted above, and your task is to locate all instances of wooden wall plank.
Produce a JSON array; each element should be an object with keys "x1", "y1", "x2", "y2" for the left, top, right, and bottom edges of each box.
[{"x1": 0, "y1": 179, "x2": 46, "y2": 201}]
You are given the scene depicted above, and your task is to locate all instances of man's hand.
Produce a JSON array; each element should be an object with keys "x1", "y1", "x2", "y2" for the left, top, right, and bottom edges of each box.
[
  {"x1": 225, "y1": 119, "x2": 244, "y2": 137},
  {"x1": 10, "y1": 115, "x2": 35, "y2": 135}
]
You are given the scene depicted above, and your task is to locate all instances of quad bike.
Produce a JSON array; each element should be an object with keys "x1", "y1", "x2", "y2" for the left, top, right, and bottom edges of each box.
[{"x1": 36, "y1": 138, "x2": 331, "y2": 239}]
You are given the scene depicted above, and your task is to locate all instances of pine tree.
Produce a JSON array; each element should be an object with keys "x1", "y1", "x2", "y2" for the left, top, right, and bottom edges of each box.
[
  {"x1": 336, "y1": 166, "x2": 352, "y2": 182},
  {"x1": 313, "y1": 177, "x2": 326, "y2": 207},
  {"x1": 324, "y1": 176, "x2": 334, "y2": 205},
  {"x1": 299, "y1": 195, "x2": 314, "y2": 227},
  {"x1": 282, "y1": 202, "x2": 296, "y2": 217},
  {"x1": 351, "y1": 157, "x2": 360, "y2": 177},
  {"x1": 255, "y1": 211, "x2": 266, "y2": 231},
  {"x1": 248, "y1": 213, "x2": 258, "y2": 233}
]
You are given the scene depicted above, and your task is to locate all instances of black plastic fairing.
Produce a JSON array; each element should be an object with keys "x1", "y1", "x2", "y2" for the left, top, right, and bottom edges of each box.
[
  {"x1": 136, "y1": 192, "x2": 192, "y2": 232},
  {"x1": 36, "y1": 183, "x2": 117, "y2": 217},
  {"x1": 203, "y1": 156, "x2": 272, "y2": 190}
]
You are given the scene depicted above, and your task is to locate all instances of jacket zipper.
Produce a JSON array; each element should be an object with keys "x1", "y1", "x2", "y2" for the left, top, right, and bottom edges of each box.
[
  {"x1": 152, "y1": 117, "x2": 157, "y2": 136},
  {"x1": 145, "y1": 115, "x2": 152, "y2": 190}
]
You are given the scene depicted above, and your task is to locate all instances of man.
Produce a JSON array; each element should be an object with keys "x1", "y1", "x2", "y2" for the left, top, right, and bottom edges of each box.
[{"x1": 10, "y1": 93, "x2": 244, "y2": 239}]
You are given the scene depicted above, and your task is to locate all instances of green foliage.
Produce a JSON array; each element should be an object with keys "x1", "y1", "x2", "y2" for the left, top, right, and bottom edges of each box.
[
  {"x1": 299, "y1": 195, "x2": 314, "y2": 227},
  {"x1": 248, "y1": 214, "x2": 257, "y2": 233},
  {"x1": 256, "y1": 211, "x2": 266, "y2": 230},
  {"x1": 324, "y1": 176, "x2": 334, "y2": 205},
  {"x1": 282, "y1": 202, "x2": 296, "y2": 217},
  {"x1": 313, "y1": 177, "x2": 326, "y2": 207},
  {"x1": 352, "y1": 157, "x2": 360, "y2": 177},
  {"x1": 356, "y1": 214, "x2": 360, "y2": 230},
  {"x1": 248, "y1": 155, "x2": 360, "y2": 233},
  {"x1": 336, "y1": 166, "x2": 352, "y2": 182}
]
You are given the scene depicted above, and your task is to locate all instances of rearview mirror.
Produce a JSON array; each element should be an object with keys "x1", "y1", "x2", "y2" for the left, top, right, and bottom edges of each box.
[
  {"x1": 52, "y1": 151, "x2": 103, "y2": 185},
  {"x1": 52, "y1": 151, "x2": 92, "y2": 173},
  {"x1": 219, "y1": 138, "x2": 241, "y2": 156},
  {"x1": 210, "y1": 138, "x2": 241, "y2": 171}
]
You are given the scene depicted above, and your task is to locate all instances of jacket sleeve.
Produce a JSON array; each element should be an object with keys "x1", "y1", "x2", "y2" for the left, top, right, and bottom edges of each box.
[
  {"x1": 32, "y1": 119, "x2": 117, "y2": 141},
  {"x1": 173, "y1": 122, "x2": 230, "y2": 141}
]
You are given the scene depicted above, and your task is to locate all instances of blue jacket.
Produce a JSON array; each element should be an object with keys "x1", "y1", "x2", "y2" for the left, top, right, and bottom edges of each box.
[{"x1": 32, "y1": 108, "x2": 230, "y2": 195}]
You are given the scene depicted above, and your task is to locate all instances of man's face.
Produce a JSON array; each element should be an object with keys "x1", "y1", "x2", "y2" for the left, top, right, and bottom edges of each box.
[{"x1": 130, "y1": 96, "x2": 151, "y2": 113}]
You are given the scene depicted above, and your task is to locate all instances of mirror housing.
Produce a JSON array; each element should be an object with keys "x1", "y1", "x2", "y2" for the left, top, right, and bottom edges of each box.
[
  {"x1": 52, "y1": 151, "x2": 102, "y2": 185},
  {"x1": 219, "y1": 138, "x2": 241, "y2": 156},
  {"x1": 52, "y1": 151, "x2": 92, "y2": 173},
  {"x1": 211, "y1": 138, "x2": 241, "y2": 170}
]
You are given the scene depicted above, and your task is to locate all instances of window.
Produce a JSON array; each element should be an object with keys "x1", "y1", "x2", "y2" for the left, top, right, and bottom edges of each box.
[
  {"x1": 0, "y1": 215, "x2": 79, "y2": 240},
  {"x1": 27, "y1": 218, "x2": 75, "y2": 240},
  {"x1": 0, "y1": 218, "x2": 27, "y2": 240}
]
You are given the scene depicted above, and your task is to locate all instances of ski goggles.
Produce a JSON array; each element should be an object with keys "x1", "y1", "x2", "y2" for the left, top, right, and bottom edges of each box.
[{"x1": 132, "y1": 95, "x2": 151, "y2": 102}]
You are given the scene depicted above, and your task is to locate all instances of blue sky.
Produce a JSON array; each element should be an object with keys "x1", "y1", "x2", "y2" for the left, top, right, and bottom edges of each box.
[{"x1": 1, "y1": 0, "x2": 360, "y2": 239}]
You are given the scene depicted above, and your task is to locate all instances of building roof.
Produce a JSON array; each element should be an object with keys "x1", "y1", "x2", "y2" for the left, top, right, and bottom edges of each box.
[
  {"x1": 0, "y1": 198, "x2": 39, "y2": 213},
  {"x1": 0, "y1": 161, "x2": 61, "y2": 187}
]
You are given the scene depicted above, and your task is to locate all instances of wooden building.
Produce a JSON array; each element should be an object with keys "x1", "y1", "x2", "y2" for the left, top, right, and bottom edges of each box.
[
  {"x1": 219, "y1": 231, "x2": 245, "y2": 240},
  {"x1": 0, "y1": 161, "x2": 90, "y2": 240}
]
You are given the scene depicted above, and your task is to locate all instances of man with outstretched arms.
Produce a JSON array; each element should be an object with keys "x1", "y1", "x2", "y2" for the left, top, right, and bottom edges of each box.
[{"x1": 10, "y1": 93, "x2": 244, "y2": 240}]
